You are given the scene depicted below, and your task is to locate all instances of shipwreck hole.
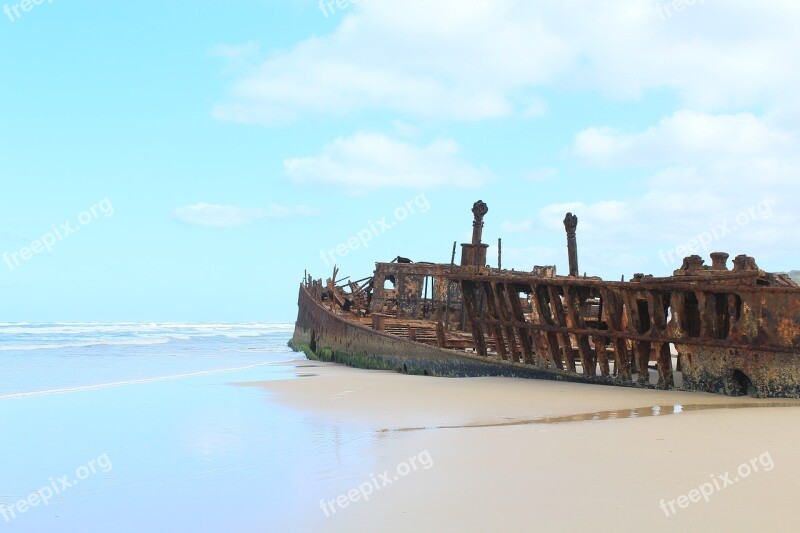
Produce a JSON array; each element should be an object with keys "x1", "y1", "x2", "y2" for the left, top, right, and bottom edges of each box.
[
  {"x1": 310, "y1": 331, "x2": 317, "y2": 354},
  {"x1": 518, "y1": 292, "x2": 533, "y2": 316},
  {"x1": 423, "y1": 276, "x2": 433, "y2": 299},
  {"x1": 684, "y1": 293, "x2": 702, "y2": 338},
  {"x1": 713, "y1": 293, "x2": 731, "y2": 340},
  {"x1": 636, "y1": 299, "x2": 650, "y2": 334},
  {"x1": 730, "y1": 370, "x2": 757, "y2": 398},
  {"x1": 660, "y1": 292, "x2": 672, "y2": 328},
  {"x1": 536, "y1": 286, "x2": 555, "y2": 324},
  {"x1": 733, "y1": 294, "x2": 743, "y2": 321}
]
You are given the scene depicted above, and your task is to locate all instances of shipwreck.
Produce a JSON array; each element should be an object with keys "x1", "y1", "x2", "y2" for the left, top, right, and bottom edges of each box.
[{"x1": 291, "y1": 201, "x2": 800, "y2": 398}]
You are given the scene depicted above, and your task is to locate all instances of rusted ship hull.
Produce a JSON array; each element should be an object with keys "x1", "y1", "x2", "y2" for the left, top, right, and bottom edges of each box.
[
  {"x1": 291, "y1": 201, "x2": 800, "y2": 398},
  {"x1": 291, "y1": 281, "x2": 617, "y2": 386}
]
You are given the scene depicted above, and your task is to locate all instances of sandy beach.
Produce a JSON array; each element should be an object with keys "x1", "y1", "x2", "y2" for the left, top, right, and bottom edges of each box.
[{"x1": 246, "y1": 360, "x2": 800, "y2": 532}]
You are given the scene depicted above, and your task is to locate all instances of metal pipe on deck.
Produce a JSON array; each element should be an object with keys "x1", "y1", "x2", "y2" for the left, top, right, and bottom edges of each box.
[{"x1": 498, "y1": 238, "x2": 502, "y2": 270}]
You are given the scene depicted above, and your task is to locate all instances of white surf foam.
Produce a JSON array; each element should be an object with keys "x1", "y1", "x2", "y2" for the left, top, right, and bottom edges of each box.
[{"x1": 0, "y1": 361, "x2": 283, "y2": 400}]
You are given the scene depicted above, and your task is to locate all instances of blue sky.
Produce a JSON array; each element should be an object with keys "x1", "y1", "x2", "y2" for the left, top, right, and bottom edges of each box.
[{"x1": 1, "y1": 0, "x2": 799, "y2": 322}]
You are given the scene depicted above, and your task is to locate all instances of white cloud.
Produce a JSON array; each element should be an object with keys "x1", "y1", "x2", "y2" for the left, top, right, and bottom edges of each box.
[
  {"x1": 572, "y1": 111, "x2": 795, "y2": 167},
  {"x1": 212, "y1": 1, "x2": 800, "y2": 124},
  {"x1": 283, "y1": 132, "x2": 492, "y2": 192},
  {"x1": 535, "y1": 184, "x2": 795, "y2": 275},
  {"x1": 391, "y1": 120, "x2": 420, "y2": 137},
  {"x1": 203, "y1": 0, "x2": 800, "y2": 273},
  {"x1": 172, "y1": 203, "x2": 316, "y2": 228},
  {"x1": 212, "y1": 1, "x2": 569, "y2": 123},
  {"x1": 538, "y1": 110, "x2": 800, "y2": 274},
  {"x1": 539, "y1": 201, "x2": 632, "y2": 233}
]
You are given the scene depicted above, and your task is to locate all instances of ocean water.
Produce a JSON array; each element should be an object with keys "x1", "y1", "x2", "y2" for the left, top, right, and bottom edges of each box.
[
  {"x1": 0, "y1": 323, "x2": 378, "y2": 532},
  {"x1": 0, "y1": 322, "x2": 300, "y2": 397}
]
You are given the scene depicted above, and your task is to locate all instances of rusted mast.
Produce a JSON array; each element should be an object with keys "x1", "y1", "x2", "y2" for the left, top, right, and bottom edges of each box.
[
  {"x1": 563, "y1": 212, "x2": 579, "y2": 277},
  {"x1": 460, "y1": 201, "x2": 489, "y2": 332},
  {"x1": 460, "y1": 200, "x2": 489, "y2": 267},
  {"x1": 472, "y1": 200, "x2": 487, "y2": 246}
]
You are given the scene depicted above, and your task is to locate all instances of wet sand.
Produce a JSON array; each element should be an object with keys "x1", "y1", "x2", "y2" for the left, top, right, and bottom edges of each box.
[{"x1": 245, "y1": 361, "x2": 800, "y2": 532}]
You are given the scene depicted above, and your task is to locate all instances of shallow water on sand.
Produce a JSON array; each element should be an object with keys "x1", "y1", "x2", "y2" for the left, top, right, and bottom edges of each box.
[{"x1": 381, "y1": 402, "x2": 800, "y2": 432}]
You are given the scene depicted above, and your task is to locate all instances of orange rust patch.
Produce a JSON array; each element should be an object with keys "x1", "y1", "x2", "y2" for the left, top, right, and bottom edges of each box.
[{"x1": 777, "y1": 318, "x2": 800, "y2": 344}]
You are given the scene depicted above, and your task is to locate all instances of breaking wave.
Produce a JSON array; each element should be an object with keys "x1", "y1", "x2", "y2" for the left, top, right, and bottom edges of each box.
[{"x1": 0, "y1": 323, "x2": 295, "y2": 352}]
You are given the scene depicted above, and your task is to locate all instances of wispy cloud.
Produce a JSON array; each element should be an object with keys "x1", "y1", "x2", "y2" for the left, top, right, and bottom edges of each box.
[
  {"x1": 212, "y1": 1, "x2": 800, "y2": 125},
  {"x1": 172, "y1": 203, "x2": 316, "y2": 228},
  {"x1": 572, "y1": 111, "x2": 794, "y2": 167},
  {"x1": 211, "y1": 2, "x2": 567, "y2": 124},
  {"x1": 283, "y1": 132, "x2": 492, "y2": 192}
]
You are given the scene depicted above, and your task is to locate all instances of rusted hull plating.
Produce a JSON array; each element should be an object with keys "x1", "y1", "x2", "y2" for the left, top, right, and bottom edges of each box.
[
  {"x1": 292, "y1": 283, "x2": 605, "y2": 385},
  {"x1": 453, "y1": 271, "x2": 800, "y2": 397}
]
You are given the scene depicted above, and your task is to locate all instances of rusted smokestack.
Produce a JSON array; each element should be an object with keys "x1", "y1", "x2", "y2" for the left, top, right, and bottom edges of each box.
[{"x1": 563, "y1": 212, "x2": 579, "y2": 277}]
